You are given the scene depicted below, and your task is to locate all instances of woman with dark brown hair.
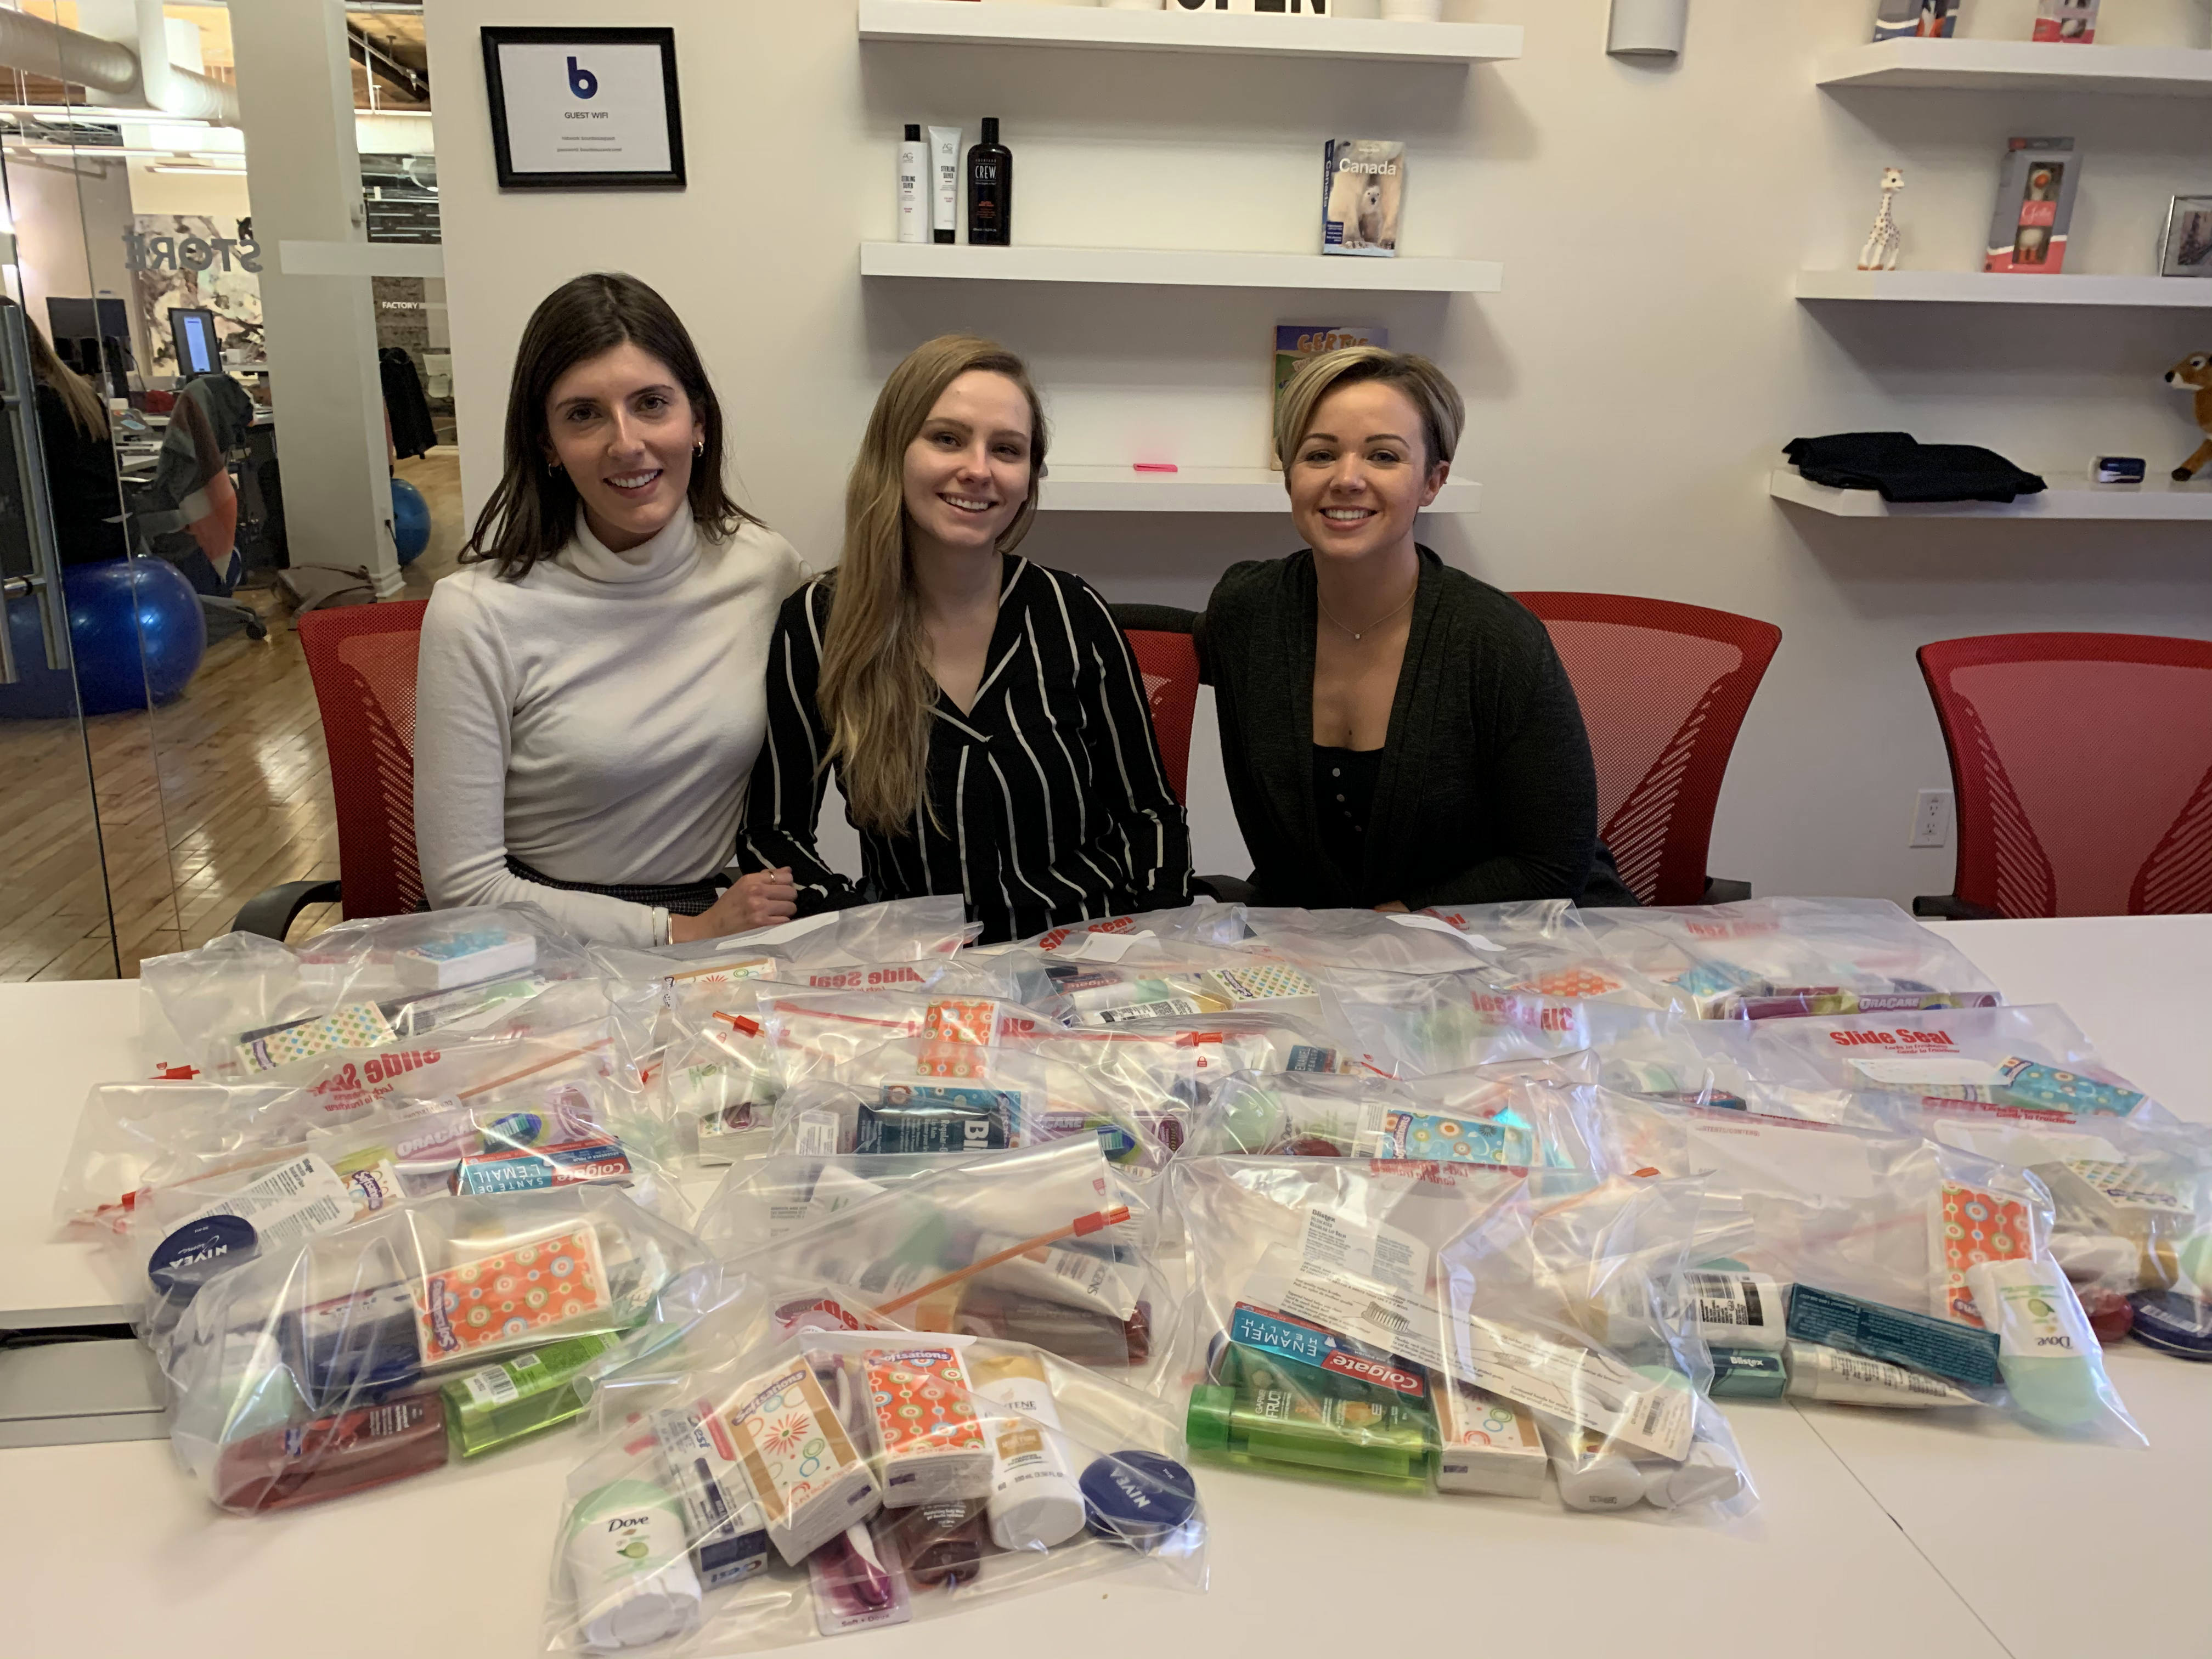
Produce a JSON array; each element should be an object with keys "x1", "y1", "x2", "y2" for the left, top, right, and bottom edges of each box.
[
  {"x1": 14, "y1": 306, "x2": 127, "y2": 565},
  {"x1": 738, "y1": 333, "x2": 1190, "y2": 944},
  {"x1": 414, "y1": 272, "x2": 808, "y2": 946}
]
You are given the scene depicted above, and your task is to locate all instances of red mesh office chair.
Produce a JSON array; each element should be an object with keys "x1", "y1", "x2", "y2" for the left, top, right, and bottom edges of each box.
[
  {"x1": 1916, "y1": 633, "x2": 2212, "y2": 919},
  {"x1": 1515, "y1": 592, "x2": 1783, "y2": 907},
  {"x1": 1110, "y1": 602, "x2": 1249, "y2": 900},
  {"x1": 1111, "y1": 605, "x2": 1201, "y2": 804},
  {"x1": 233, "y1": 601, "x2": 427, "y2": 938}
]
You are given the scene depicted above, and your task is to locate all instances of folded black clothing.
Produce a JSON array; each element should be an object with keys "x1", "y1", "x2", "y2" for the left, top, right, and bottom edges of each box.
[{"x1": 1784, "y1": 431, "x2": 2046, "y2": 504}]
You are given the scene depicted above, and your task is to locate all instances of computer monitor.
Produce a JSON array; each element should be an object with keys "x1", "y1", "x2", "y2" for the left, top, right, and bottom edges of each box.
[{"x1": 170, "y1": 307, "x2": 219, "y2": 380}]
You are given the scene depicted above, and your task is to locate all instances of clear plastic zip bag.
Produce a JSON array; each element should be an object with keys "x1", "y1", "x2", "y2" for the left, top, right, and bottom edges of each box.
[
  {"x1": 1318, "y1": 967, "x2": 1603, "y2": 1076},
  {"x1": 159, "y1": 1184, "x2": 721, "y2": 1514},
  {"x1": 1899, "y1": 1107, "x2": 2212, "y2": 1357},
  {"x1": 197, "y1": 978, "x2": 626, "y2": 1122},
  {"x1": 1011, "y1": 899, "x2": 1251, "y2": 956},
  {"x1": 1596, "y1": 1094, "x2": 2145, "y2": 1440},
  {"x1": 543, "y1": 1304, "x2": 1204, "y2": 1656},
  {"x1": 1180, "y1": 1065, "x2": 1609, "y2": 1172},
  {"x1": 693, "y1": 1139, "x2": 1167, "y2": 1384},
  {"x1": 1752, "y1": 1003, "x2": 2176, "y2": 1125},
  {"x1": 1576, "y1": 1005, "x2": 1877, "y2": 1125},
  {"x1": 1576, "y1": 896, "x2": 2002, "y2": 1020},
  {"x1": 1236, "y1": 902, "x2": 1575, "y2": 974},
  {"x1": 623, "y1": 898, "x2": 980, "y2": 977},
  {"x1": 1167, "y1": 1156, "x2": 1757, "y2": 1521},
  {"x1": 761, "y1": 1039, "x2": 1179, "y2": 1176},
  {"x1": 140, "y1": 904, "x2": 596, "y2": 1081},
  {"x1": 54, "y1": 1080, "x2": 319, "y2": 1237}
]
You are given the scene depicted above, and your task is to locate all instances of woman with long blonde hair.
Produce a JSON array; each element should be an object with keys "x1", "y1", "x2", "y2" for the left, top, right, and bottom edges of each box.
[{"x1": 740, "y1": 334, "x2": 1190, "y2": 943}]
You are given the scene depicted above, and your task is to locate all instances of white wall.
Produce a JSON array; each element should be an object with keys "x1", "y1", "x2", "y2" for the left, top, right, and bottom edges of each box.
[{"x1": 426, "y1": 0, "x2": 2212, "y2": 902}]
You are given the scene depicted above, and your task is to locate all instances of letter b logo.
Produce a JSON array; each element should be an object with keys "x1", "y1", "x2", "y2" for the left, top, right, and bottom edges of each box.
[{"x1": 567, "y1": 55, "x2": 598, "y2": 99}]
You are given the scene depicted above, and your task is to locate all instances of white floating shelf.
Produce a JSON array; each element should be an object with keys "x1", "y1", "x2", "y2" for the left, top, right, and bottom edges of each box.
[
  {"x1": 1770, "y1": 467, "x2": 2212, "y2": 521},
  {"x1": 861, "y1": 242, "x2": 1502, "y2": 293},
  {"x1": 858, "y1": 0, "x2": 1523, "y2": 65},
  {"x1": 1817, "y1": 38, "x2": 2212, "y2": 97},
  {"x1": 1796, "y1": 270, "x2": 2212, "y2": 307},
  {"x1": 1043, "y1": 465, "x2": 1481, "y2": 515}
]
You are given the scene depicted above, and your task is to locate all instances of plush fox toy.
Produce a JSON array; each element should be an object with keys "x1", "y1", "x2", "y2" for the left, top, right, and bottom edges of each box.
[{"x1": 2165, "y1": 351, "x2": 2212, "y2": 480}]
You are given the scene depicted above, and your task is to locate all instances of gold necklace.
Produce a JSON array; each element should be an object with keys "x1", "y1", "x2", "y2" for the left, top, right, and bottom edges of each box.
[{"x1": 1317, "y1": 578, "x2": 1416, "y2": 644}]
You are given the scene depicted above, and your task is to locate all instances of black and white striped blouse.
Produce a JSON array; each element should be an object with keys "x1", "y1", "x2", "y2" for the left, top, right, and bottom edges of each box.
[{"x1": 738, "y1": 556, "x2": 1193, "y2": 944}]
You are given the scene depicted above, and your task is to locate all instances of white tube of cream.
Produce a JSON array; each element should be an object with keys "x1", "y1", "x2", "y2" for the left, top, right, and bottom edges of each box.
[{"x1": 929, "y1": 126, "x2": 962, "y2": 244}]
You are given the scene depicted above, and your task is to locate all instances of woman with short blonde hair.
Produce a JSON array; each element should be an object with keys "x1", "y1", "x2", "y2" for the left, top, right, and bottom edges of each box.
[
  {"x1": 1202, "y1": 345, "x2": 1629, "y2": 909},
  {"x1": 741, "y1": 334, "x2": 1192, "y2": 942}
]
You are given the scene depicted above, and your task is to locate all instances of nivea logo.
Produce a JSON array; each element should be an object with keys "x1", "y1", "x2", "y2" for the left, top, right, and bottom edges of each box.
[{"x1": 1109, "y1": 1469, "x2": 1154, "y2": 1509}]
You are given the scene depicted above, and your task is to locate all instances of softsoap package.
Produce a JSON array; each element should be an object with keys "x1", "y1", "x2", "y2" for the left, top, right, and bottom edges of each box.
[
  {"x1": 158, "y1": 1186, "x2": 718, "y2": 1512},
  {"x1": 545, "y1": 1315, "x2": 1204, "y2": 1653},
  {"x1": 1169, "y1": 1156, "x2": 1756, "y2": 1520},
  {"x1": 696, "y1": 1137, "x2": 1167, "y2": 1385},
  {"x1": 139, "y1": 904, "x2": 596, "y2": 1082},
  {"x1": 1576, "y1": 898, "x2": 2002, "y2": 1020}
]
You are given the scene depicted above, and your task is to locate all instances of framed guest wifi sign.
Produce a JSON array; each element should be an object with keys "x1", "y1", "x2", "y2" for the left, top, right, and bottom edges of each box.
[{"x1": 480, "y1": 25, "x2": 685, "y2": 191}]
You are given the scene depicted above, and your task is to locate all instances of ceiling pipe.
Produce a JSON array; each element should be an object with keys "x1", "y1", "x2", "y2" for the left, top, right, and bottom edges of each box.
[
  {"x1": 132, "y1": 0, "x2": 241, "y2": 125},
  {"x1": 0, "y1": 8, "x2": 140, "y2": 95},
  {"x1": 0, "y1": 7, "x2": 240, "y2": 127}
]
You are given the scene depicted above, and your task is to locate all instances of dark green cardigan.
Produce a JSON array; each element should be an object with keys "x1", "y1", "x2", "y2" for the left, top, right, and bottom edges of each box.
[{"x1": 1200, "y1": 548, "x2": 1611, "y2": 911}]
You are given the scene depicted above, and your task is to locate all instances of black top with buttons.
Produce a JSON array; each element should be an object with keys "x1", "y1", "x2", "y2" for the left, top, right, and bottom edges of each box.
[{"x1": 1311, "y1": 743, "x2": 1385, "y2": 895}]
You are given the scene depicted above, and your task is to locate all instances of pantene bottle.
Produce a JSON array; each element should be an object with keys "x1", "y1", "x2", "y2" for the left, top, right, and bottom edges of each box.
[{"x1": 967, "y1": 1352, "x2": 1086, "y2": 1550}]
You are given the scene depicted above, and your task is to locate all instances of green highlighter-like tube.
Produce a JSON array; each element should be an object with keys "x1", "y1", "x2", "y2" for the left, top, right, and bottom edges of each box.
[
  {"x1": 443, "y1": 1331, "x2": 627, "y2": 1459},
  {"x1": 1185, "y1": 1343, "x2": 1435, "y2": 1493}
]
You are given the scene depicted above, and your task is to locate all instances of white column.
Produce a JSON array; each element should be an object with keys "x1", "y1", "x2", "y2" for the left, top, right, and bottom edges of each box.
[{"x1": 227, "y1": 0, "x2": 398, "y2": 592}]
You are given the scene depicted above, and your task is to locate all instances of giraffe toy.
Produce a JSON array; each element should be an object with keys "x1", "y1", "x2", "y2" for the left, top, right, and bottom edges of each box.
[{"x1": 1858, "y1": 167, "x2": 1905, "y2": 272}]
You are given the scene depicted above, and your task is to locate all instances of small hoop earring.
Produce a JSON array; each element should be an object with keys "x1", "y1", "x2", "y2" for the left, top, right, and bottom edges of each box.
[
  {"x1": 546, "y1": 459, "x2": 562, "y2": 473},
  {"x1": 693, "y1": 441, "x2": 704, "y2": 459}
]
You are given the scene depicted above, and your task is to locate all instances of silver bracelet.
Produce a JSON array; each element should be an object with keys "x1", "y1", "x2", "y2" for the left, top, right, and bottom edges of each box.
[{"x1": 653, "y1": 906, "x2": 672, "y2": 946}]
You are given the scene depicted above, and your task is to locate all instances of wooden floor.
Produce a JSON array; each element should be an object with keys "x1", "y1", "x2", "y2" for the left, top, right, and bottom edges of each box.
[{"x1": 0, "y1": 450, "x2": 467, "y2": 979}]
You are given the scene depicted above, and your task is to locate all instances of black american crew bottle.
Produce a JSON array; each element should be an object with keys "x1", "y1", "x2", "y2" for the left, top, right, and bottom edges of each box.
[{"x1": 966, "y1": 117, "x2": 1013, "y2": 246}]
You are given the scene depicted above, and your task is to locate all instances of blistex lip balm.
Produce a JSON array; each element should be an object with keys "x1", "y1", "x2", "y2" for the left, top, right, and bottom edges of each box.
[
  {"x1": 1787, "y1": 1284, "x2": 2000, "y2": 1388},
  {"x1": 1707, "y1": 1346, "x2": 1787, "y2": 1400}
]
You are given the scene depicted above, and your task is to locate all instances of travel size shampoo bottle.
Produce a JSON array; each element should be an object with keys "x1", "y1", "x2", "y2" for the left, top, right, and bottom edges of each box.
[{"x1": 966, "y1": 117, "x2": 1013, "y2": 246}]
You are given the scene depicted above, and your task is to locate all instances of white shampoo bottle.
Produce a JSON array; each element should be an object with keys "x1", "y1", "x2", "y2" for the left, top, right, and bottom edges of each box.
[
  {"x1": 897, "y1": 125, "x2": 927, "y2": 245},
  {"x1": 968, "y1": 1352, "x2": 1087, "y2": 1550}
]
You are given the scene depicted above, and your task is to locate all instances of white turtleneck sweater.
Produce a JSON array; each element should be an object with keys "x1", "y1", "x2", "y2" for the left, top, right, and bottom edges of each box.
[{"x1": 414, "y1": 510, "x2": 808, "y2": 946}]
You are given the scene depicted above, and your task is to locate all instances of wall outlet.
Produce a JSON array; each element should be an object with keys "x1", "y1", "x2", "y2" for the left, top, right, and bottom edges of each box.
[{"x1": 1910, "y1": 788, "x2": 1954, "y2": 849}]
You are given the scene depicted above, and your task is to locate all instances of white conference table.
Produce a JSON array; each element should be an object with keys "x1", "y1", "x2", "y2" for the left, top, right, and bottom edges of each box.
[{"x1": 2, "y1": 916, "x2": 2207, "y2": 1659}]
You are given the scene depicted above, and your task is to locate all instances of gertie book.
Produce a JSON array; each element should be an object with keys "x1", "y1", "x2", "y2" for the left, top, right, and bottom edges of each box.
[{"x1": 1271, "y1": 325, "x2": 1386, "y2": 468}]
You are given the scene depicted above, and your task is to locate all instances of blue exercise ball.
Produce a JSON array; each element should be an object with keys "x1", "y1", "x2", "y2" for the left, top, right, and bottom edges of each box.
[
  {"x1": 391, "y1": 476, "x2": 431, "y2": 564},
  {"x1": 0, "y1": 557, "x2": 208, "y2": 720}
]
